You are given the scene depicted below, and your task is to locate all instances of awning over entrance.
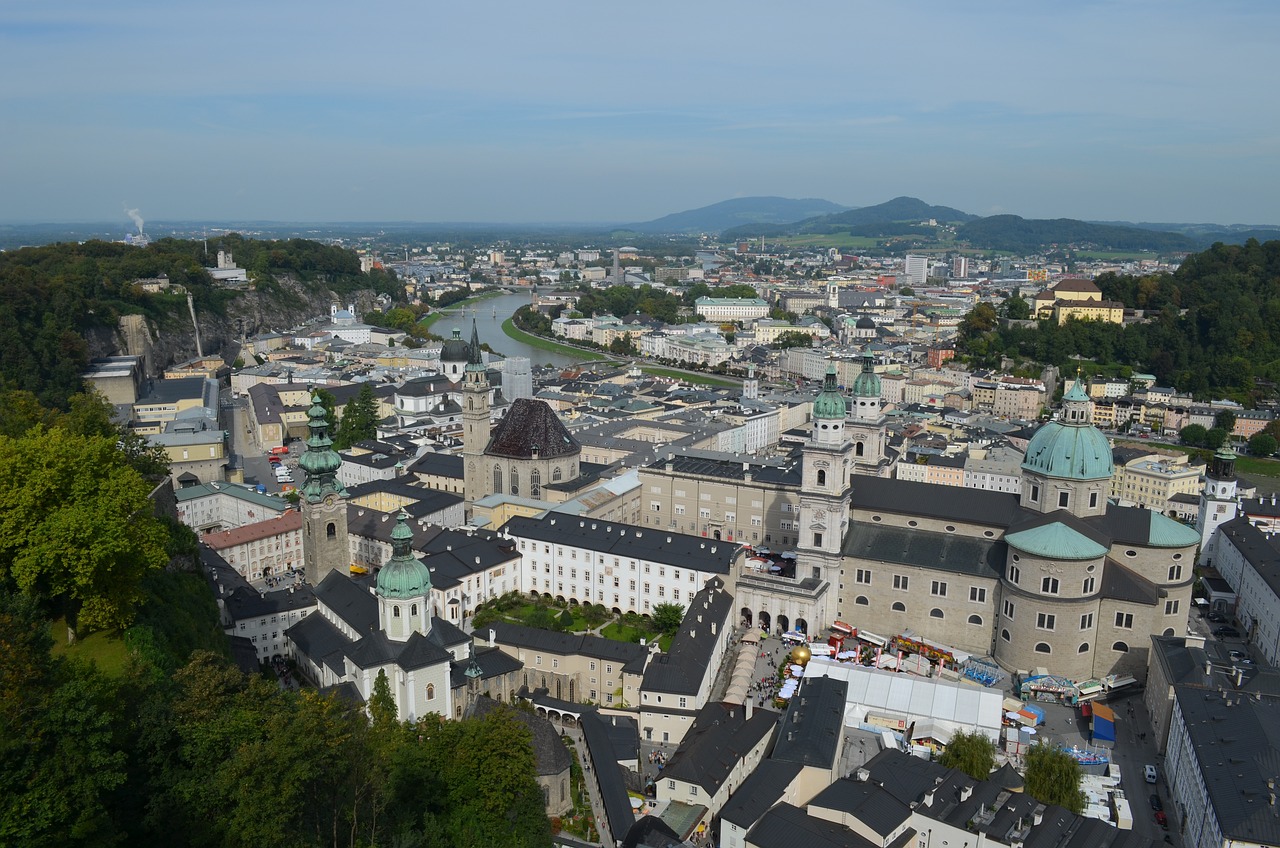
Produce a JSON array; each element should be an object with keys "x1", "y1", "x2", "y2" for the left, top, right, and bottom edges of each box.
[{"x1": 831, "y1": 620, "x2": 854, "y2": 635}]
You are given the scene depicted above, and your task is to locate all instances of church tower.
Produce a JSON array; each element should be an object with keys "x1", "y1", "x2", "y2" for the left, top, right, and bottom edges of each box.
[
  {"x1": 376, "y1": 511, "x2": 433, "y2": 641},
  {"x1": 847, "y1": 353, "x2": 888, "y2": 476},
  {"x1": 1197, "y1": 447, "x2": 1239, "y2": 565},
  {"x1": 299, "y1": 391, "x2": 349, "y2": 585},
  {"x1": 742, "y1": 365, "x2": 759, "y2": 401},
  {"x1": 796, "y1": 362, "x2": 854, "y2": 628},
  {"x1": 461, "y1": 319, "x2": 491, "y2": 505}
]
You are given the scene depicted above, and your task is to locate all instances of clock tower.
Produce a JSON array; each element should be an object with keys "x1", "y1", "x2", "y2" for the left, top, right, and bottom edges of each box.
[
  {"x1": 299, "y1": 391, "x2": 350, "y2": 585},
  {"x1": 461, "y1": 319, "x2": 491, "y2": 507}
]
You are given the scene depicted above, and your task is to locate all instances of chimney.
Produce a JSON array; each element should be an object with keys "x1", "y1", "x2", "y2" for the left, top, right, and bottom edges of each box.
[
  {"x1": 960, "y1": 785, "x2": 973, "y2": 802},
  {"x1": 924, "y1": 789, "x2": 935, "y2": 807},
  {"x1": 746, "y1": 699, "x2": 753, "y2": 720}
]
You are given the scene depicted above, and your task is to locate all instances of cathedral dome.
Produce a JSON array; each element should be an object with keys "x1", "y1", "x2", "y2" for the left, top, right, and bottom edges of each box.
[
  {"x1": 441, "y1": 327, "x2": 471, "y2": 362},
  {"x1": 376, "y1": 512, "x2": 432, "y2": 600},
  {"x1": 1021, "y1": 382, "x2": 1113, "y2": 481},
  {"x1": 813, "y1": 363, "x2": 847, "y2": 420},
  {"x1": 851, "y1": 354, "x2": 881, "y2": 399}
]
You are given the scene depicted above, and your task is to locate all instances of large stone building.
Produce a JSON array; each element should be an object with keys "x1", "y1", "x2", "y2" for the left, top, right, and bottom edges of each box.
[{"x1": 463, "y1": 325, "x2": 581, "y2": 506}]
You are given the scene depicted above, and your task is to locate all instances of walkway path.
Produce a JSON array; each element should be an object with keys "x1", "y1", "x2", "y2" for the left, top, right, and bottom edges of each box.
[{"x1": 560, "y1": 724, "x2": 611, "y2": 848}]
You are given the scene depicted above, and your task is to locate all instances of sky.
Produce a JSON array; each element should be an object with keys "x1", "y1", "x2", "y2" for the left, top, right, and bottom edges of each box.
[{"x1": 2, "y1": 0, "x2": 1278, "y2": 226}]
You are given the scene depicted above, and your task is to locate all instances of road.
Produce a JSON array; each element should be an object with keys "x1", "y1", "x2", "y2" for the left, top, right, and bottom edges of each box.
[{"x1": 222, "y1": 390, "x2": 298, "y2": 494}]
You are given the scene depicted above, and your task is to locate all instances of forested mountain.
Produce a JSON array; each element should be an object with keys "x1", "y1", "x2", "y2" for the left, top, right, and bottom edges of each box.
[
  {"x1": 955, "y1": 215, "x2": 1196, "y2": 253},
  {"x1": 959, "y1": 239, "x2": 1280, "y2": 402},
  {"x1": 0, "y1": 235, "x2": 398, "y2": 407},
  {"x1": 722, "y1": 195, "x2": 973, "y2": 239},
  {"x1": 628, "y1": 196, "x2": 848, "y2": 234}
]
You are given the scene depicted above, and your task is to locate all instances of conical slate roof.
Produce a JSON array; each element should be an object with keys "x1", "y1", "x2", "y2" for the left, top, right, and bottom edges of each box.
[
  {"x1": 376, "y1": 511, "x2": 432, "y2": 600},
  {"x1": 485, "y1": 398, "x2": 580, "y2": 459},
  {"x1": 441, "y1": 327, "x2": 471, "y2": 362}
]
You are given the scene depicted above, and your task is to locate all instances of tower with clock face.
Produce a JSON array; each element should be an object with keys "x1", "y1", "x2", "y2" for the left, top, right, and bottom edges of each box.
[{"x1": 298, "y1": 391, "x2": 350, "y2": 586}]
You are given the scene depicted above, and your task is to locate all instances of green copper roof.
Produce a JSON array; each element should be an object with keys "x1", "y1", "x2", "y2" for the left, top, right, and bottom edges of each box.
[
  {"x1": 813, "y1": 363, "x2": 846, "y2": 420},
  {"x1": 1146, "y1": 511, "x2": 1202, "y2": 548},
  {"x1": 1005, "y1": 523, "x2": 1109, "y2": 560},
  {"x1": 298, "y1": 391, "x2": 347, "y2": 503},
  {"x1": 1022, "y1": 419, "x2": 1113, "y2": 481},
  {"x1": 376, "y1": 511, "x2": 432, "y2": 600},
  {"x1": 1063, "y1": 381, "x2": 1090, "y2": 402},
  {"x1": 851, "y1": 355, "x2": 881, "y2": 398}
]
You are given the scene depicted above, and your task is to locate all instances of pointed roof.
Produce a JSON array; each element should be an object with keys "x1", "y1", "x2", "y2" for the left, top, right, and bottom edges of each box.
[
  {"x1": 813, "y1": 362, "x2": 846, "y2": 420},
  {"x1": 466, "y1": 318, "x2": 484, "y2": 368},
  {"x1": 375, "y1": 511, "x2": 432, "y2": 600},
  {"x1": 486, "y1": 398, "x2": 580, "y2": 459},
  {"x1": 298, "y1": 390, "x2": 348, "y2": 503}
]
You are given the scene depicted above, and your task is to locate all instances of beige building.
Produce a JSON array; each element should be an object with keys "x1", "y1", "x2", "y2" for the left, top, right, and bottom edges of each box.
[
  {"x1": 1111, "y1": 452, "x2": 1203, "y2": 514},
  {"x1": 203, "y1": 511, "x2": 304, "y2": 581},
  {"x1": 486, "y1": 622, "x2": 650, "y2": 707}
]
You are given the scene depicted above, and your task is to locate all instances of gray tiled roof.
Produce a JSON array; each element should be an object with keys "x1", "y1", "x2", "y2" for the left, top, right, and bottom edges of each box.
[
  {"x1": 488, "y1": 621, "x2": 649, "y2": 672},
  {"x1": 642, "y1": 579, "x2": 733, "y2": 696},
  {"x1": 500, "y1": 514, "x2": 737, "y2": 573},
  {"x1": 841, "y1": 523, "x2": 1006, "y2": 579},
  {"x1": 313, "y1": 571, "x2": 377, "y2": 635},
  {"x1": 807, "y1": 777, "x2": 913, "y2": 838},
  {"x1": 659, "y1": 702, "x2": 777, "y2": 795},
  {"x1": 718, "y1": 759, "x2": 803, "y2": 829},
  {"x1": 287, "y1": 612, "x2": 352, "y2": 675},
  {"x1": 746, "y1": 802, "x2": 897, "y2": 848},
  {"x1": 1099, "y1": 558, "x2": 1159, "y2": 605},
  {"x1": 849, "y1": 477, "x2": 1020, "y2": 527},
  {"x1": 771, "y1": 676, "x2": 848, "y2": 770}
]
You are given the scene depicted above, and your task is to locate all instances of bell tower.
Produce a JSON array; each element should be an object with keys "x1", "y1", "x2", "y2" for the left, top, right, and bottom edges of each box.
[
  {"x1": 299, "y1": 391, "x2": 349, "y2": 585},
  {"x1": 461, "y1": 319, "x2": 491, "y2": 506},
  {"x1": 796, "y1": 362, "x2": 853, "y2": 627},
  {"x1": 1197, "y1": 448, "x2": 1238, "y2": 565}
]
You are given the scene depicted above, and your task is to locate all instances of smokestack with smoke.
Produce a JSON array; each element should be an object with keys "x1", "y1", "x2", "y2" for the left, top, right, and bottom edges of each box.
[{"x1": 124, "y1": 206, "x2": 144, "y2": 236}]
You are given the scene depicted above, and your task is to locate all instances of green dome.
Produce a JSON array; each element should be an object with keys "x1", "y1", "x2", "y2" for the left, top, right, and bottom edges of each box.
[
  {"x1": 298, "y1": 391, "x2": 347, "y2": 503},
  {"x1": 851, "y1": 355, "x2": 881, "y2": 398},
  {"x1": 1022, "y1": 384, "x2": 1112, "y2": 481},
  {"x1": 1005, "y1": 522, "x2": 1109, "y2": 560},
  {"x1": 376, "y1": 512, "x2": 432, "y2": 600},
  {"x1": 813, "y1": 363, "x2": 847, "y2": 420}
]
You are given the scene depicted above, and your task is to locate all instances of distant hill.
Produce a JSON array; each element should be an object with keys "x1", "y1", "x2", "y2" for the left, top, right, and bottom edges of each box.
[
  {"x1": 955, "y1": 215, "x2": 1196, "y2": 253},
  {"x1": 722, "y1": 196, "x2": 975, "y2": 239},
  {"x1": 627, "y1": 196, "x2": 849, "y2": 234}
]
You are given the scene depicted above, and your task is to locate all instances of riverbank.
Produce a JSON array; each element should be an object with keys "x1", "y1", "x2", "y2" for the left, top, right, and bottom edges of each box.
[
  {"x1": 503, "y1": 319, "x2": 742, "y2": 388},
  {"x1": 419, "y1": 290, "x2": 504, "y2": 332},
  {"x1": 500, "y1": 318, "x2": 610, "y2": 362}
]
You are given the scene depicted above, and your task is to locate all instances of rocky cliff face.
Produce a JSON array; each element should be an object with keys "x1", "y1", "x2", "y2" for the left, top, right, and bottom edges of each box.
[{"x1": 86, "y1": 276, "x2": 382, "y2": 377}]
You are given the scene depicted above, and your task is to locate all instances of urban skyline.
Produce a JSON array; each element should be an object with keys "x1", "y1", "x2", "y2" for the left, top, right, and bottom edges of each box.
[{"x1": 2, "y1": 0, "x2": 1277, "y2": 225}]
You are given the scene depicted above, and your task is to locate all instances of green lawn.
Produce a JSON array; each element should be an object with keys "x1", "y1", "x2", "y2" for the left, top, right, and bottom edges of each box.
[
  {"x1": 1115, "y1": 440, "x2": 1280, "y2": 479},
  {"x1": 599, "y1": 620, "x2": 672, "y2": 652},
  {"x1": 500, "y1": 319, "x2": 610, "y2": 361},
  {"x1": 640, "y1": 366, "x2": 739, "y2": 388},
  {"x1": 50, "y1": 618, "x2": 131, "y2": 676}
]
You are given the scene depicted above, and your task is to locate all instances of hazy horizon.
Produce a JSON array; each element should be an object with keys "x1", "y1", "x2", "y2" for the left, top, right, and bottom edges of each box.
[{"x1": 4, "y1": 1, "x2": 1278, "y2": 226}]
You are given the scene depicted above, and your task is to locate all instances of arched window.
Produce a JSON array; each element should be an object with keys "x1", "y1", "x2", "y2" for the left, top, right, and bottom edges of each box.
[
  {"x1": 1001, "y1": 629, "x2": 1011, "y2": 642},
  {"x1": 817, "y1": 469, "x2": 826, "y2": 486},
  {"x1": 493, "y1": 465, "x2": 503, "y2": 494},
  {"x1": 530, "y1": 468, "x2": 541, "y2": 499},
  {"x1": 968, "y1": 614, "x2": 983, "y2": 625},
  {"x1": 1162, "y1": 628, "x2": 1175, "y2": 637},
  {"x1": 426, "y1": 684, "x2": 435, "y2": 700},
  {"x1": 892, "y1": 602, "x2": 906, "y2": 612},
  {"x1": 1035, "y1": 642, "x2": 1052, "y2": 654},
  {"x1": 552, "y1": 467, "x2": 563, "y2": 482},
  {"x1": 856, "y1": 442, "x2": 865, "y2": 457},
  {"x1": 510, "y1": 469, "x2": 519, "y2": 496},
  {"x1": 855, "y1": 596, "x2": 869, "y2": 606},
  {"x1": 930, "y1": 608, "x2": 944, "y2": 619},
  {"x1": 393, "y1": 605, "x2": 401, "y2": 618},
  {"x1": 1112, "y1": 641, "x2": 1129, "y2": 653},
  {"x1": 411, "y1": 604, "x2": 418, "y2": 616},
  {"x1": 1078, "y1": 642, "x2": 1090, "y2": 653},
  {"x1": 326, "y1": 522, "x2": 336, "y2": 538}
]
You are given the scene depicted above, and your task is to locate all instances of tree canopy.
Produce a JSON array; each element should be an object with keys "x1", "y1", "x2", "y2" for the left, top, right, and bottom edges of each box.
[
  {"x1": 937, "y1": 730, "x2": 996, "y2": 780},
  {"x1": 1024, "y1": 743, "x2": 1085, "y2": 813},
  {"x1": 334, "y1": 383, "x2": 379, "y2": 450},
  {"x1": 956, "y1": 240, "x2": 1280, "y2": 403}
]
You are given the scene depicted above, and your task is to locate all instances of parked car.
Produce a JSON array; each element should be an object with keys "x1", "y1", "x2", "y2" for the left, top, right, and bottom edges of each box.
[
  {"x1": 1155, "y1": 811, "x2": 1168, "y2": 829},
  {"x1": 1229, "y1": 650, "x2": 1255, "y2": 665},
  {"x1": 1214, "y1": 626, "x2": 1242, "y2": 638},
  {"x1": 1206, "y1": 611, "x2": 1226, "y2": 623},
  {"x1": 1150, "y1": 794, "x2": 1163, "y2": 811},
  {"x1": 1145, "y1": 764, "x2": 1158, "y2": 783}
]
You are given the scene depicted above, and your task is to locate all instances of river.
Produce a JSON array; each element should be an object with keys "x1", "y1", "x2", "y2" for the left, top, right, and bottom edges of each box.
[{"x1": 430, "y1": 292, "x2": 582, "y2": 368}]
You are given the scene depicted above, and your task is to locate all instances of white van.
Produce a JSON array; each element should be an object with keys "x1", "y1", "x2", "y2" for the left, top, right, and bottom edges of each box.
[{"x1": 1145, "y1": 764, "x2": 1158, "y2": 784}]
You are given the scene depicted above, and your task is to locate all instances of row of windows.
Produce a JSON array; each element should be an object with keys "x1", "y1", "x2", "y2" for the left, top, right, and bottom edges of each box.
[
  {"x1": 1004, "y1": 602, "x2": 1135, "y2": 632},
  {"x1": 857, "y1": 571, "x2": 987, "y2": 603},
  {"x1": 849, "y1": 595, "x2": 985, "y2": 625},
  {"x1": 999, "y1": 630, "x2": 1129, "y2": 655},
  {"x1": 1027, "y1": 484, "x2": 1101, "y2": 511}
]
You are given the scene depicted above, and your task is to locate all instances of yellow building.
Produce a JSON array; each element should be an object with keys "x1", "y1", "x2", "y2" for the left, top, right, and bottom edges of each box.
[{"x1": 1033, "y1": 278, "x2": 1125, "y2": 325}]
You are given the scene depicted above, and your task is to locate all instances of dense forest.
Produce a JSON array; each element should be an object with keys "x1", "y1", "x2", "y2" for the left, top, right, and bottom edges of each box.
[
  {"x1": 0, "y1": 235, "x2": 400, "y2": 408},
  {"x1": 959, "y1": 239, "x2": 1280, "y2": 403},
  {"x1": 0, "y1": 389, "x2": 553, "y2": 848},
  {"x1": 955, "y1": 215, "x2": 1196, "y2": 253}
]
